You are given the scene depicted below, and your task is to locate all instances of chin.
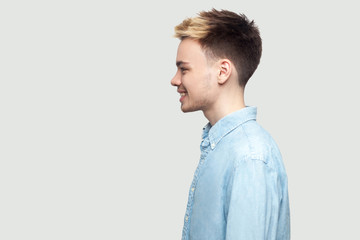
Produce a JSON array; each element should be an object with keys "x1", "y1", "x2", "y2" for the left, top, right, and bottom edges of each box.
[{"x1": 181, "y1": 104, "x2": 199, "y2": 113}]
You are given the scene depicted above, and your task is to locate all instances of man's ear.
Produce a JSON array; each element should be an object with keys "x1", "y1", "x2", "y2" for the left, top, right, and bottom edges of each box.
[{"x1": 217, "y1": 59, "x2": 232, "y2": 85}]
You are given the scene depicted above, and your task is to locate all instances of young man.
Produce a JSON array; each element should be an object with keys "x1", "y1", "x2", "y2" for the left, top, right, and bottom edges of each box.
[{"x1": 171, "y1": 9, "x2": 290, "y2": 240}]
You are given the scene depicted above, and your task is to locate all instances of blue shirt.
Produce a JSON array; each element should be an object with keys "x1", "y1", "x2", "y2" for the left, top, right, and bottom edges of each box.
[{"x1": 182, "y1": 106, "x2": 290, "y2": 240}]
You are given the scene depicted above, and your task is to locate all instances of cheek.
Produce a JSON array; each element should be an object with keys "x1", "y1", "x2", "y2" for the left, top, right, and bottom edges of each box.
[{"x1": 202, "y1": 71, "x2": 215, "y2": 90}]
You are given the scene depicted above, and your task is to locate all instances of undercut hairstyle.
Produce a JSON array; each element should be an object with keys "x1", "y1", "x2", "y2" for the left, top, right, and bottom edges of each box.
[{"x1": 174, "y1": 9, "x2": 262, "y2": 87}]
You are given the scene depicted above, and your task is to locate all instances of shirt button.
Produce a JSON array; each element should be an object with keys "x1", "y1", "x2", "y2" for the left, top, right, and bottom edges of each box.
[
  {"x1": 185, "y1": 216, "x2": 189, "y2": 221},
  {"x1": 211, "y1": 143, "x2": 215, "y2": 148},
  {"x1": 191, "y1": 187, "x2": 195, "y2": 192}
]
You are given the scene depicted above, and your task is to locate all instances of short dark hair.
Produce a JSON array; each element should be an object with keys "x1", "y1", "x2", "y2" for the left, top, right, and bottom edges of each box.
[{"x1": 174, "y1": 9, "x2": 262, "y2": 87}]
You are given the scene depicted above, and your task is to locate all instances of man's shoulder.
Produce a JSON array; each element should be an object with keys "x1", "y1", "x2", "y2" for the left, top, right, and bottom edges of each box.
[{"x1": 225, "y1": 120, "x2": 282, "y2": 165}]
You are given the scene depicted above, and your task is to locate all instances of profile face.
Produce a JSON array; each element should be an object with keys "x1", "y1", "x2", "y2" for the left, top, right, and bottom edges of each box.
[{"x1": 171, "y1": 38, "x2": 217, "y2": 113}]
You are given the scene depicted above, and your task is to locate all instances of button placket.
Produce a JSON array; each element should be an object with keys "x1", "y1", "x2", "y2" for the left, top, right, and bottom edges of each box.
[{"x1": 182, "y1": 142, "x2": 211, "y2": 239}]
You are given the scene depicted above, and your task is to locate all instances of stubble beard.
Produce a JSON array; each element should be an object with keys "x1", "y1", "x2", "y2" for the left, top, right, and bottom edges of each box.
[
  {"x1": 180, "y1": 96, "x2": 210, "y2": 113},
  {"x1": 181, "y1": 73, "x2": 213, "y2": 113}
]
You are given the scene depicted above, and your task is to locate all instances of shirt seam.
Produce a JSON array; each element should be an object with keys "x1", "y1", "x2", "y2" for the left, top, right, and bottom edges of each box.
[{"x1": 212, "y1": 118, "x2": 256, "y2": 149}]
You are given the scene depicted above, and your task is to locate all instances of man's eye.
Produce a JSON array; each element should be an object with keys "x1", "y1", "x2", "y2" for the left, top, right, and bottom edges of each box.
[{"x1": 180, "y1": 68, "x2": 188, "y2": 73}]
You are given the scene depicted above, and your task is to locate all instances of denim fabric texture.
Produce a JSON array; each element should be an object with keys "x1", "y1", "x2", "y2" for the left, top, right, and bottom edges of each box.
[{"x1": 181, "y1": 106, "x2": 290, "y2": 240}]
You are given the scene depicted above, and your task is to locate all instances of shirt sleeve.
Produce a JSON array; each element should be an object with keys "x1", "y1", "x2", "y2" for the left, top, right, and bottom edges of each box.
[{"x1": 225, "y1": 158, "x2": 285, "y2": 240}]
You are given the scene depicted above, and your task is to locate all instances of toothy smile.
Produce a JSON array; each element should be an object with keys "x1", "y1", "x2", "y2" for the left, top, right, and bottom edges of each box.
[{"x1": 179, "y1": 92, "x2": 187, "y2": 102}]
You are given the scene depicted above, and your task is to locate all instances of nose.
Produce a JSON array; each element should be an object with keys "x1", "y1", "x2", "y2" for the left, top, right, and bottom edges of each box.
[{"x1": 171, "y1": 71, "x2": 181, "y2": 87}]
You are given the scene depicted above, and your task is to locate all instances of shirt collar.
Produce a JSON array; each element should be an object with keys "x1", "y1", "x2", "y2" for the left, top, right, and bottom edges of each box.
[{"x1": 202, "y1": 106, "x2": 257, "y2": 150}]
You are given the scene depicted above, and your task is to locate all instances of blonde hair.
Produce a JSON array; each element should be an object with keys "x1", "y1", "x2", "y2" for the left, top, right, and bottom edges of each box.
[
  {"x1": 174, "y1": 9, "x2": 262, "y2": 87},
  {"x1": 174, "y1": 17, "x2": 210, "y2": 40}
]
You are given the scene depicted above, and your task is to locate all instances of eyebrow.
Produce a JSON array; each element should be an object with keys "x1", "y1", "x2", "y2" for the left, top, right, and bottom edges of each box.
[{"x1": 176, "y1": 61, "x2": 190, "y2": 67}]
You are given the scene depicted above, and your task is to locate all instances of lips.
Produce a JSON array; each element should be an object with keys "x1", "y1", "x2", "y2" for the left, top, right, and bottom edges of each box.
[{"x1": 179, "y1": 92, "x2": 187, "y2": 102}]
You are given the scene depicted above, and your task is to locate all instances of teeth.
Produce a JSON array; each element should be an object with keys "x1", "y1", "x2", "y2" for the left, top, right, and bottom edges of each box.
[{"x1": 180, "y1": 93, "x2": 186, "y2": 96}]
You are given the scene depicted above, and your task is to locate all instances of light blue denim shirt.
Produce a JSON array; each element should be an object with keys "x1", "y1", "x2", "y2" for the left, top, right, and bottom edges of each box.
[{"x1": 182, "y1": 106, "x2": 290, "y2": 240}]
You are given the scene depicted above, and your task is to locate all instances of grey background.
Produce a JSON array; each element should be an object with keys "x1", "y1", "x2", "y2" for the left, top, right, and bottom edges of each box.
[{"x1": 1, "y1": 0, "x2": 359, "y2": 239}]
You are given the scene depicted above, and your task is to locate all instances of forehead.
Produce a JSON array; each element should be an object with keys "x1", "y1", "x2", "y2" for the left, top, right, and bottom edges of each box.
[{"x1": 176, "y1": 38, "x2": 207, "y2": 65}]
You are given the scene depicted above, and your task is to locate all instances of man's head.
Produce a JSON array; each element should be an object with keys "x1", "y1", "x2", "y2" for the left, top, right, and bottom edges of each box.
[
  {"x1": 171, "y1": 9, "x2": 262, "y2": 117},
  {"x1": 174, "y1": 9, "x2": 262, "y2": 87}
]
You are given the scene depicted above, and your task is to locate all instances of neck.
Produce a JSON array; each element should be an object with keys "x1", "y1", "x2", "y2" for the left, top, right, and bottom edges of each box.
[{"x1": 203, "y1": 91, "x2": 246, "y2": 126}]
